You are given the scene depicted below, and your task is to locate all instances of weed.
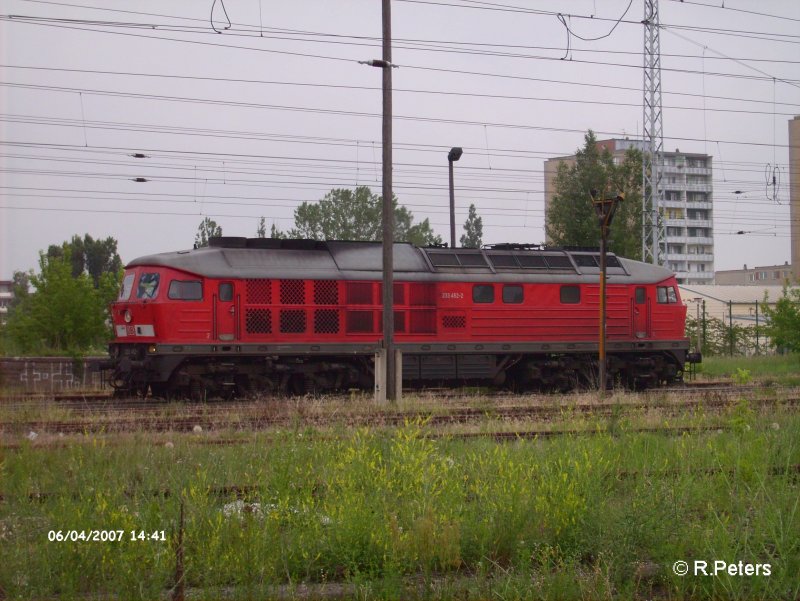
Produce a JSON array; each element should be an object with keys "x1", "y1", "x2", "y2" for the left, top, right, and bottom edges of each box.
[
  {"x1": 733, "y1": 368, "x2": 752, "y2": 385},
  {"x1": 2, "y1": 406, "x2": 800, "y2": 599}
]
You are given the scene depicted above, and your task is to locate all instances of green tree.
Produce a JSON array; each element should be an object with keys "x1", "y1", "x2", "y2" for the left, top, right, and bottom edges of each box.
[
  {"x1": 5, "y1": 251, "x2": 119, "y2": 354},
  {"x1": 256, "y1": 218, "x2": 286, "y2": 239},
  {"x1": 47, "y1": 234, "x2": 122, "y2": 287},
  {"x1": 288, "y1": 186, "x2": 442, "y2": 246},
  {"x1": 546, "y1": 130, "x2": 643, "y2": 260},
  {"x1": 460, "y1": 203, "x2": 483, "y2": 248},
  {"x1": 270, "y1": 223, "x2": 286, "y2": 239},
  {"x1": 9, "y1": 270, "x2": 30, "y2": 310},
  {"x1": 195, "y1": 217, "x2": 222, "y2": 248},
  {"x1": 762, "y1": 287, "x2": 800, "y2": 352}
]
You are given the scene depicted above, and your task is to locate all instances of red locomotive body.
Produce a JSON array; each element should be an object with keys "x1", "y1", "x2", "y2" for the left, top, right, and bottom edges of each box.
[{"x1": 106, "y1": 238, "x2": 693, "y2": 397}]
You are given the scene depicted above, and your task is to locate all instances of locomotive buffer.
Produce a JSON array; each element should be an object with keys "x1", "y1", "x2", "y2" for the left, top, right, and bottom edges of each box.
[{"x1": 590, "y1": 189, "x2": 624, "y2": 395}]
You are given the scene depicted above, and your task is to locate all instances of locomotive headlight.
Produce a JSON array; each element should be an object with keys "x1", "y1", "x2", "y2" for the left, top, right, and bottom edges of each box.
[
  {"x1": 148, "y1": 344, "x2": 157, "y2": 354},
  {"x1": 123, "y1": 310, "x2": 132, "y2": 323}
]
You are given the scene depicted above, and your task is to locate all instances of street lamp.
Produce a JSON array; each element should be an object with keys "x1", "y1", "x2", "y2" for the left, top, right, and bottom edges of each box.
[{"x1": 447, "y1": 147, "x2": 463, "y2": 248}]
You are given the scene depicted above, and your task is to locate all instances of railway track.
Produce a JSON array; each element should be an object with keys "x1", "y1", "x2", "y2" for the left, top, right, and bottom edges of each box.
[
  {"x1": 0, "y1": 380, "x2": 761, "y2": 405},
  {"x1": 0, "y1": 379, "x2": 775, "y2": 411},
  {"x1": 2, "y1": 419, "x2": 797, "y2": 455},
  {"x1": 4, "y1": 393, "x2": 798, "y2": 438}
]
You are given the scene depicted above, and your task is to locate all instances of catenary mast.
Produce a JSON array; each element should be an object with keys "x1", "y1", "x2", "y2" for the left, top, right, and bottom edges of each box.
[{"x1": 642, "y1": 0, "x2": 666, "y2": 264}]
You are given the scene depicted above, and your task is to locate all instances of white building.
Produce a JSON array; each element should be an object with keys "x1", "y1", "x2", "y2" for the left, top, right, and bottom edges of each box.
[{"x1": 0, "y1": 280, "x2": 14, "y2": 323}]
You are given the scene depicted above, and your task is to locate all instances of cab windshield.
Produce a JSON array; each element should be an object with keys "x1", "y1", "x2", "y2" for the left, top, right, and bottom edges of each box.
[{"x1": 136, "y1": 273, "x2": 160, "y2": 299}]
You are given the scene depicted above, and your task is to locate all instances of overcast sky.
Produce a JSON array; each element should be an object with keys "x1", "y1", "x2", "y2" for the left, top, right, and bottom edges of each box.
[{"x1": 1, "y1": 0, "x2": 799, "y2": 279}]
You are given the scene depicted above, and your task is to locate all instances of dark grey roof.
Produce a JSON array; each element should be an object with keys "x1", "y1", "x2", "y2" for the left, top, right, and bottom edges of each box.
[{"x1": 127, "y1": 239, "x2": 675, "y2": 284}]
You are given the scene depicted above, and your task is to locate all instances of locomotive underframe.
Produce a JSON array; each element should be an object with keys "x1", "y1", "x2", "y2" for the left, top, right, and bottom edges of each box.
[{"x1": 106, "y1": 340, "x2": 688, "y2": 398}]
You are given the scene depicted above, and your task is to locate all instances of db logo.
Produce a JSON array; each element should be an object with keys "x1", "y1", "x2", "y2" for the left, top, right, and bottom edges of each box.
[{"x1": 126, "y1": 325, "x2": 136, "y2": 336}]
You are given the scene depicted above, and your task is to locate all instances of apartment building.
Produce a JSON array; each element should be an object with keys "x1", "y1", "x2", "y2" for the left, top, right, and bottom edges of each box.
[
  {"x1": 544, "y1": 138, "x2": 715, "y2": 285},
  {"x1": 0, "y1": 280, "x2": 13, "y2": 324},
  {"x1": 715, "y1": 262, "x2": 794, "y2": 286}
]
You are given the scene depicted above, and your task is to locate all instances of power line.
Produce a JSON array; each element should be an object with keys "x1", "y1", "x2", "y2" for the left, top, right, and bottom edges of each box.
[
  {"x1": 3, "y1": 14, "x2": 800, "y2": 84},
  {"x1": 663, "y1": 28, "x2": 800, "y2": 91},
  {"x1": 663, "y1": 0, "x2": 800, "y2": 24},
  {"x1": 0, "y1": 203, "x2": 791, "y2": 234},
  {"x1": 4, "y1": 64, "x2": 798, "y2": 110},
  {"x1": 396, "y1": 0, "x2": 800, "y2": 43},
  {"x1": 2, "y1": 109, "x2": 796, "y2": 150},
  {"x1": 3, "y1": 146, "x2": 794, "y2": 182},
  {"x1": 4, "y1": 80, "x2": 798, "y2": 118},
  {"x1": 3, "y1": 142, "x2": 794, "y2": 189},
  {"x1": 27, "y1": 0, "x2": 798, "y2": 36},
  {"x1": 1, "y1": 190, "x2": 787, "y2": 227},
  {"x1": 11, "y1": 1, "x2": 800, "y2": 64}
]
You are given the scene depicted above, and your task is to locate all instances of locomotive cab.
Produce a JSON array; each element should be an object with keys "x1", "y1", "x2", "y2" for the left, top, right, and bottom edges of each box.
[
  {"x1": 112, "y1": 268, "x2": 161, "y2": 339},
  {"x1": 108, "y1": 266, "x2": 211, "y2": 395}
]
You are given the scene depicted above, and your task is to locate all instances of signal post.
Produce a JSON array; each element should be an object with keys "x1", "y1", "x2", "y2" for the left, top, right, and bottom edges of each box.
[{"x1": 590, "y1": 189, "x2": 624, "y2": 395}]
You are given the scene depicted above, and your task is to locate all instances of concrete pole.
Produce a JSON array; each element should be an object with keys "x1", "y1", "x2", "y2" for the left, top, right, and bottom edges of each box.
[{"x1": 380, "y1": 0, "x2": 396, "y2": 401}]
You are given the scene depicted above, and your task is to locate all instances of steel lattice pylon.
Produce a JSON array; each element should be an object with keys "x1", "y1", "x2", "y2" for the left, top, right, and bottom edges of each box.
[{"x1": 642, "y1": 0, "x2": 666, "y2": 265}]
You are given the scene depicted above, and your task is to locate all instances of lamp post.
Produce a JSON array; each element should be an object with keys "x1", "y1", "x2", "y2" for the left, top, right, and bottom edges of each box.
[
  {"x1": 590, "y1": 188, "x2": 624, "y2": 395},
  {"x1": 447, "y1": 147, "x2": 463, "y2": 248}
]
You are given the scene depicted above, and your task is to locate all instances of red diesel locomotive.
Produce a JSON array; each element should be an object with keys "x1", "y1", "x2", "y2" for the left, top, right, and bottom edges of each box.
[{"x1": 105, "y1": 238, "x2": 695, "y2": 397}]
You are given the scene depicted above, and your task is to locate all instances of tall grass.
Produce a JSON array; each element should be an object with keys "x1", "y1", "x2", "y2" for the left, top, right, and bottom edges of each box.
[
  {"x1": 2, "y1": 409, "x2": 799, "y2": 599},
  {"x1": 698, "y1": 353, "x2": 800, "y2": 385}
]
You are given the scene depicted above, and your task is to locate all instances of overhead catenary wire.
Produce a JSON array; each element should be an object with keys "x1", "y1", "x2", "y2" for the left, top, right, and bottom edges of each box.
[
  {"x1": 662, "y1": 0, "x2": 800, "y2": 24},
  {"x1": 2, "y1": 14, "x2": 800, "y2": 84},
  {"x1": 2, "y1": 144, "x2": 795, "y2": 182},
  {"x1": 2, "y1": 141, "x2": 795, "y2": 184},
  {"x1": 0, "y1": 204, "x2": 791, "y2": 235},
  {"x1": 3, "y1": 80, "x2": 798, "y2": 119},
  {"x1": 2, "y1": 109, "x2": 797, "y2": 151},
  {"x1": 17, "y1": 0, "x2": 800, "y2": 34},
  {"x1": 395, "y1": 0, "x2": 800, "y2": 43},
  {"x1": 4, "y1": 64, "x2": 799, "y2": 110}
]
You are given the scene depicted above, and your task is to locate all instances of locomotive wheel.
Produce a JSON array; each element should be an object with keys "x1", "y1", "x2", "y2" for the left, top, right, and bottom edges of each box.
[
  {"x1": 189, "y1": 379, "x2": 207, "y2": 402},
  {"x1": 149, "y1": 382, "x2": 173, "y2": 400},
  {"x1": 289, "y1": 374, "x2": 307, "y2": 396}
]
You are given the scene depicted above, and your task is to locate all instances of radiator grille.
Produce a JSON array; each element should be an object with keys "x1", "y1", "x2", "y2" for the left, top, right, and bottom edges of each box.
[
  {"x1": 245, "y1": 279, "x2": 271, "y2": 304},
  {"x1": 245, "y1": 308, "x2": 272, "y2": 334},
  {"x1": 280, "y1": 280, "x2": 305, "y2": 305}
]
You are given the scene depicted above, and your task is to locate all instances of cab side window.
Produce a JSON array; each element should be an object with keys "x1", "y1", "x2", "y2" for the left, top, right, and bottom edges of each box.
[
  {"x1": 168, "y1": 280, "x2": 203, "y2": 301},
  {"x1": 657, "y1": 286, "x2": 678, "y2": 304}
]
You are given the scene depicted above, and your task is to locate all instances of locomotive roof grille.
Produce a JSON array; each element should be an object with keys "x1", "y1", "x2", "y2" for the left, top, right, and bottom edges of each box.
[
  {"x1": 424, "y1": 248, "x2": 586, "y2": 273},
  {"x1": 128, "y1": 238, "x2": 673, "y2": 283},
  {"x1": 573, "y1": 255, "x2": 598, "y2": 267},
  {"x1": 426, "y1": 250, "x2": 490, "y2": 269}
]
